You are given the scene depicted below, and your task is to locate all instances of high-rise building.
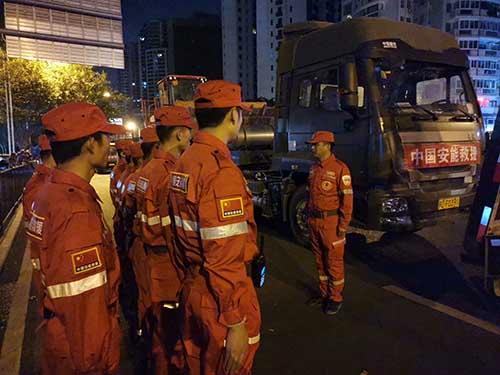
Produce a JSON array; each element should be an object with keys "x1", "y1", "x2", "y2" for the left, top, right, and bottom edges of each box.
[
  {"x1": 221, "y1": 0, "x2": 257, "y2": 100},
  {"x1": 256, "y1": 0, "x2": 341, "y2": 100},
  {"x1": 166, "y1": 13, "x2": 222, "y2": 79},
  {"x1": 1, "y1": 0, "x2": 124, "y2": 68},
  {"x1": 118, "y1": 42, "x2": 141, "y2": 104},
  {"x1": 137, "y1": 20, "x2": 169, "y2": 104},
  {"x1": 340, "y1": 0, "x2": 500, "y2": 131},
  {"x1": 441, "y1": 0, "x2": 500, "y2": 131}
]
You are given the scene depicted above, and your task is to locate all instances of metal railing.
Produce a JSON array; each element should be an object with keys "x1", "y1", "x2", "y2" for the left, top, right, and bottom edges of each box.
[{"x1": 0, "y1": 164, "x2": 34, "y2": 234}]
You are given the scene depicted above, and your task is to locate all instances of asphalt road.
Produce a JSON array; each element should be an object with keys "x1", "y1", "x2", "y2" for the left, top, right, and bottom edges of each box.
[{"x1": 6, "y1": 173, "x2": 500, "y2": 374}]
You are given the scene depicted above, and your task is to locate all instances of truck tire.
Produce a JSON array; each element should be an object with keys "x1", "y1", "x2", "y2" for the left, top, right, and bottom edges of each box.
[{"x1": 288, "y1": 185, "x2": 310, "y2": 247}]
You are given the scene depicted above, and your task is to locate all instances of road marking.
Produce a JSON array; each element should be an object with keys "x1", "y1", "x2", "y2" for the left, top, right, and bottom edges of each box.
[
  {"x1": 0, "y1": 206, "x2": 23, "y2": 272},
  {"x1": 0, "y1": 212, "x2": 32, "y2": 374},
  {"x1": 383, "y1": 285, "x2": 500, "y2": 337}
]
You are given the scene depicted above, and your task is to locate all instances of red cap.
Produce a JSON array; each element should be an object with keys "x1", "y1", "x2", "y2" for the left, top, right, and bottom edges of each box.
[
  {"x1": 115, "y1": 139, "x2": 132, "y2": 151},
  {"x1": 38, "y1": 135, "x2": 52, "y2": 151},
  {"x1": 140, "y1": 127, "x2": 159, "y2": 143},
  {"x1": 194, "y1": 80, "x2": 251, "y2": 111},
  {"x1": 154, "y1": 106, "x2": 196, "y2": 129},
  {"x1": 42, "y1": 102, "x2": 125, "y2": 142},
  {"x1": 306, "y1": 131, "x2": 335, "y2": 144},
  {"x1": 130, "y1": 142, "x2": 144, "y2": 158}
]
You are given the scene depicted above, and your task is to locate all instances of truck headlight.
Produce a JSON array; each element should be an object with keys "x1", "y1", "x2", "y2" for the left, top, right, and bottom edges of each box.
[{"x1": 382, "y1": 198, "x2": 409, "y2": 214}]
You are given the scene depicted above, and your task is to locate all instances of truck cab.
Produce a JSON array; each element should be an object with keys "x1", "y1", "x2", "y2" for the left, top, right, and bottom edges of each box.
[{"x1": 245, "y1": 18, "x2": 484, "y2": 244}]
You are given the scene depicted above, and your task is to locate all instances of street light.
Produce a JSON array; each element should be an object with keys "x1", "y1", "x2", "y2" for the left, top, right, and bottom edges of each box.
[
  {"x1": 103, "y1": 91, "x2": 111, "y2": 98},
  {"x1": 125, "y1": 121, "x2": 138, "y2": 132}
]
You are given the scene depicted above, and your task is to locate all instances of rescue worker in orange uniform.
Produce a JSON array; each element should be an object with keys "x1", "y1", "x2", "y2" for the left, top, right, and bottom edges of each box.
[
  {"x1": 169, "y1": 81, "x2": 261, "y2": 375},
  {"x1": 110, "y1": 139, "x2": 131, "y2": 207},
  {"x1": 306, "y1": 131, "x2": 353, "y2": 315},
  {"x1": 138, "y1": 106, "x2": 195, "y2": 374},
  {"x1": 116, "y1": 142, "x2": 144, "y2": 340},
  {"x1": 125, "y1": 127, "x2": 159, "y2": 343},
  {"x1": 23, "y1": 135, "x2": 56, "y2": 301},
  {"x1": 27, "y1": 102, "x2": 124, "y2": 374},
  {"x1": 113, "y1": 142, "x2": 133, "y2": 253}
]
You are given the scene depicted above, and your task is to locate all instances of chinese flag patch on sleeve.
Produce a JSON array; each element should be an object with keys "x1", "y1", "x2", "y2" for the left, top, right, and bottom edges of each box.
[
  {"x1": 218, "y1": 197, "x2": 244, "y2": 220},
  {"x1": 71, "y1": 247, "x2": 102, "y2": 274}
]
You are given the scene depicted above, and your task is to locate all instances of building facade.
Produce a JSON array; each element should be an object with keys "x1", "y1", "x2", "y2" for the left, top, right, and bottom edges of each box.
[
  {"x1": 442, "y1": 0, "x2": 500, "y2": 130},
  {"x1": 221, "y1": 0, "x2": 257, "y2": 100},
  {"x1": 137, "y1": 20, "x2": 168, "y2": 104},
  {"x1": 1, "y1": 0, "x2": 124, "y2": 68},
  {"x1": 340, "y1": 0, "x2": 500, "y2": 131},
  {"x1": 167, "y1": 13, "x2": 222, "y2": 80}
]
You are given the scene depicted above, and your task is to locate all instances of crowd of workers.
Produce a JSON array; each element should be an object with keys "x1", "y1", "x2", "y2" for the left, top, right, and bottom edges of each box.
[{"x1": 21, "y1": 80, "x2": 353, "y2": 374}]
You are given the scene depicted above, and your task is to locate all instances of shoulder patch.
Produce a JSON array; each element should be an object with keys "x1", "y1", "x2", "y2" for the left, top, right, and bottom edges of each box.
[
  {"x1": 127, "y1": 181, "x2": 136, "y2": 193},
  {"x1": 71, "y1": 247, "x2": 102, "y2": 274},
  {"x1": 26, "y1": 211, "x2": 45, "y2": 240},
  {"x1": 116, "y1": 180, "x2": 123, "y2": 190},
  {"x1": 110, "y1": 171, "x2": 114, "y2": 180},
  {"x1": 136, "y1": 177, "x2": 149, "y2": 193},
  {"x1": 170, "y1": 172, "x2": 189, "y2": 193},
  {"x1": 342, "y1": 175, "x2": 352, "y2": 186},
  {"x1": 218, "y1": 196, "x2": 244, "y2": 220}
]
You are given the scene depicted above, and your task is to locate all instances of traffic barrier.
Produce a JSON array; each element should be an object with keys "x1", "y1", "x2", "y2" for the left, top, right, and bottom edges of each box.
[{"x1": 0, "y1": 164, "x2": 33, "y2": 234}]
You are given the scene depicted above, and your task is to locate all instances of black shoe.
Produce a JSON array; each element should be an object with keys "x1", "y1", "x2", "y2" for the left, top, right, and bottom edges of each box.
[
  {"x1": 323, "y1": 300, "x2": 342, "y2": 315},
  {"x1": 307, "y1": 296, "x2": 325, "y2": 307}
]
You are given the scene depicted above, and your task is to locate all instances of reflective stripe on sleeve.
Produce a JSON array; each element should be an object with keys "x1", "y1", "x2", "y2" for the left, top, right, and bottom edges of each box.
[
  {"x1": 333, "y1": 278, "x2": 345, "y2": 286},
  {"x1": 342, "y1": 189, "x2": 353, "y2": 194},
  {"x1": 319, "y1": 275, "x2": 328, "y2": 282},
  {"x1": 174, "y1": 215, "x2": 199, "y2": 232},
  {"x1": 141, "y1": 214, "x2": 161, "y2": 226},
  {"x1": 332, "y1": 238, "x2": 346, "y2": 246},
  {"x1": 200, "y1": 221, "x2": 248, "y2": 240},
  {"x1": 224, "y1": 333, "x2": 260, "y2": 346},
  {"x1": 136, "y1": 211, "x2": 143, "y2": 219},
  {"x1": 161, "y1": 216, "x2": 171, "y2": 227},
  {"x1": 46, "y1": 270, "x2": 107, "y2": 299}
]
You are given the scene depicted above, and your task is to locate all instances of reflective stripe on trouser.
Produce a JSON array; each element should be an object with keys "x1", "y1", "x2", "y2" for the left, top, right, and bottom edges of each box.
[
  {"x1": 180, "y1": 276, "x2": 261, "y2": 375},
  {"x1": 309, "y1": 215, "x2": 345, "y2": 302}
]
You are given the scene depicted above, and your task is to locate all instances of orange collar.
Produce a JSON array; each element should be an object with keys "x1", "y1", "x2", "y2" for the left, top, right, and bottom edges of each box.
[
  {"x1": 193, "y1": 132, "x2": 231, "y2": 159},
  {"x1": 154, "y1": 148, "x2": 177, "y2": 165},
  {"x1": 319, "y1": 154, "x2": 336, "y2": 168},
  {"x1": 50, "y1": 168, "x2": 101, "y2": 202}
]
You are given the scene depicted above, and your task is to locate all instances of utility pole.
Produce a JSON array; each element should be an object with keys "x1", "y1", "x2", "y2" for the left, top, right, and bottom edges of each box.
[{"x1": 1, "y1": 34, "x2": 15, "y2": 155}]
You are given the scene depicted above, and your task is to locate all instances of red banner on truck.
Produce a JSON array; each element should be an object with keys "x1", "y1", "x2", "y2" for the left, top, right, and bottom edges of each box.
[{"x1": 404, "y1": 142, "x2": 481, "y2": 169}]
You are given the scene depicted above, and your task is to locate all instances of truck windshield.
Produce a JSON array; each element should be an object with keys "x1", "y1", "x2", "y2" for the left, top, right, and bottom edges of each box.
[
  {"x1": 375, "y1": 59, "x2": 477, "y2": 118},
  {"x1": 171, "y1": 78, "x2": 204, "y2": 102}
]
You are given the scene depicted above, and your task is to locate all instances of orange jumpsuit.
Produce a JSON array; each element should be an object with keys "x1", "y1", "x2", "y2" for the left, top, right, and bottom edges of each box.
[
  {"x1": 28, "y1": 168, "x2": 121, "y2": 375},
  {"x1": 22, "y1": 164, "x2": 52, "y2": 303},
  {"x1": 110, "y1": 158, "x2": 127, "y2": 208},
  {"x1": 169, "y1": 132, "x2": 261, "y2": 375},
  {"x1": 308, "y1": 154, "x2": 353, "y2": 303},
  {"x1": 138, "y1": 149, "x2": 183, "y2": 374}
]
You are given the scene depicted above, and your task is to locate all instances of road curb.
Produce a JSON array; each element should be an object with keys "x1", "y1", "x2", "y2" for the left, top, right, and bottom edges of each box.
[
  {"x1": 0, "y1": 205, "x2": 23, "y2": 273},
  {"x1": 0, "y1": 215, "x2": 32, "y2": 374}
]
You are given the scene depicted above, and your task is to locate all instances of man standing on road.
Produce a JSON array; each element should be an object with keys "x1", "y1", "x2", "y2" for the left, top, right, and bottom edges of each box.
[
  {"x1": 126, "y1": 126, "x2": 159, "y2": 345},
  {"x1": 139, "y1": 106, "x2": 195, "y2": 374},
  {"x1": 23, "y1": 135, "x2": 56, "y2": 299},
  {"x1": 110, "y1": 139, "x2": 131, "y2": 207},
  {"x1": 307, "y1": 131, "x2": 353, "y2": 315},
  {"x1": 169, "y1": 80, "x2": 261, "y2": 375},
  {"x1": 27, "y1": 102, "x2": 124, "y2": 374}
]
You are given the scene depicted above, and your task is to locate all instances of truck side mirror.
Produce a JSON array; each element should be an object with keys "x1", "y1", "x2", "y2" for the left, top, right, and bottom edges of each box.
[{"x1": 340, "y1": 62, "x2": 359, "y2": 111}]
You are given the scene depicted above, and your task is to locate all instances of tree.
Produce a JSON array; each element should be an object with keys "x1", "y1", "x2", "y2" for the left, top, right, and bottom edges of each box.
[{"x1": 0, "y1": 50, "x2": 131, "y2": 146}]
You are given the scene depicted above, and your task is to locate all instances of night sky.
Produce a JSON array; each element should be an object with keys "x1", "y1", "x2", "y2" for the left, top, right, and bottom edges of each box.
[{"x1": 121, "y1": 0, "x2": 220, "y2": 42}]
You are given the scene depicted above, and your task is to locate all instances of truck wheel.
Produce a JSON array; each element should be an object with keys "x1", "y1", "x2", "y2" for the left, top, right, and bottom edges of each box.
[{"x1": 288, "y1": 185, "x2": 310, "y2": 247}]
